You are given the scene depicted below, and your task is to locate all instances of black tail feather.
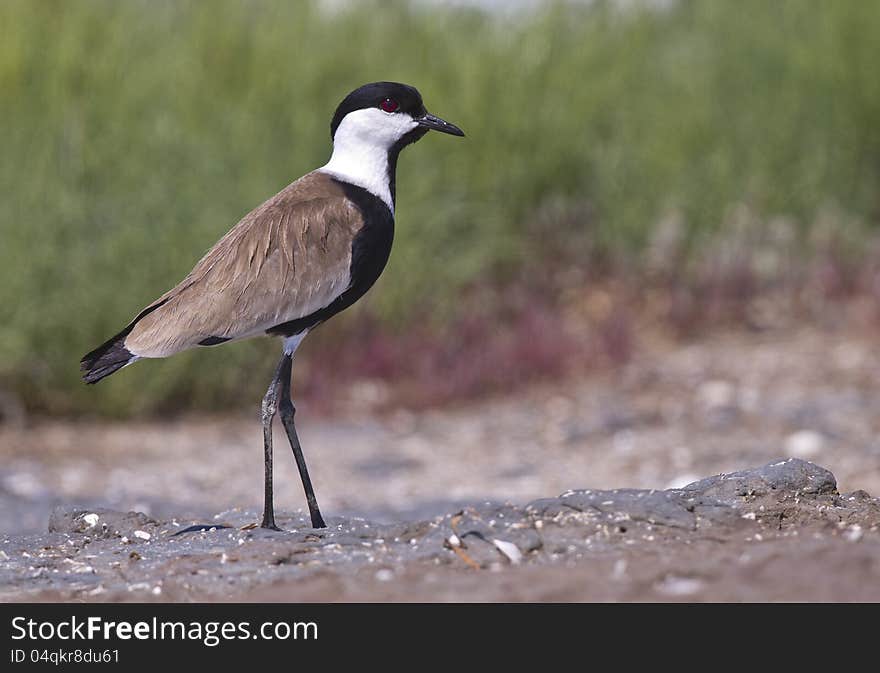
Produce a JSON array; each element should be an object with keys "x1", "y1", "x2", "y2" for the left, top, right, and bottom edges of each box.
[
  {"x1": 80, "y1": 299, "x2": 169, "y2": 384},
  {"x1": 80, "y1": 330, "x2": 136, "y2": 384}
]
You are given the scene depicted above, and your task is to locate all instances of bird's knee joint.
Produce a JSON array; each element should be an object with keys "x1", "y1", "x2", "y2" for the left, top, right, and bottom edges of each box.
[
  {"x1": 279, "y1": 397, "x2": 296, "y2": 418},
  {"x1": 261, "y1": 392, "x2": 278, "y2": 420}
]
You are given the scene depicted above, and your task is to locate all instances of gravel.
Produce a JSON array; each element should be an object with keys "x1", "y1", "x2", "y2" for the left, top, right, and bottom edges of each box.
[{"x1": 1, "y1": 459, "x2": 877, "y2": 602}]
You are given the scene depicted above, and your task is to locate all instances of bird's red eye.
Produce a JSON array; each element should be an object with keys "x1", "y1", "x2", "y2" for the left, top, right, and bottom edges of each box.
[{"x1": 380, "y1": 98, "x2": 399, "y2": 113}]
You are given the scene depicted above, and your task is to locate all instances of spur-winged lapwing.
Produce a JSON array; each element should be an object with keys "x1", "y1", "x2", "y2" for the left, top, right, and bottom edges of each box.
[{"x1": 81, "y1": 82, "x2": 464, "y2": 530}]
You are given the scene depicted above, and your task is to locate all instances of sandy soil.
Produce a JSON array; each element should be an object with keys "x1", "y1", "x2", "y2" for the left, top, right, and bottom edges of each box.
[{"x1": 1, "y1": 325, "x2": 879, "y2": 601}]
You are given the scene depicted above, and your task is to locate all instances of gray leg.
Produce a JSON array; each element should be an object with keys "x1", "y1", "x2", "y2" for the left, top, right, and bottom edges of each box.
[
  {"x1": 277, "y1": 355, "x2": 326, "y2": 529},
  {"x1": 259, "y1": 354, "x2": 290, "y2": 530}
]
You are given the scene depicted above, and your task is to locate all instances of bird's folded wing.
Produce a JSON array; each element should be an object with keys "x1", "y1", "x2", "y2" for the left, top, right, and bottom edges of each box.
[{"x1": 124, "y1": 173, "x2": 362, "y2": 358}]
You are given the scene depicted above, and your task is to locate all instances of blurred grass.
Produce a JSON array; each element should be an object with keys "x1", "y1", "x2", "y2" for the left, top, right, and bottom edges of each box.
[{"x1": 1, "y1": 0, "x2": 879, "y2": 417}]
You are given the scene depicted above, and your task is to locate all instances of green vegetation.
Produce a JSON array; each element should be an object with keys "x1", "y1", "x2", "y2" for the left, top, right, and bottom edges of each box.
[{"x1": 1, "y1": 0, "x2": 879, "y2": 416}]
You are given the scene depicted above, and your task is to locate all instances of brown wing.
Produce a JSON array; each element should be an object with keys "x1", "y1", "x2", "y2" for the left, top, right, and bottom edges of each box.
[{"x1": 124, "y1": 172, "x2": 363, "y2": 358}]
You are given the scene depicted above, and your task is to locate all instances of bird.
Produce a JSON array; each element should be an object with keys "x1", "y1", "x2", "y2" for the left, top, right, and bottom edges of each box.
[{"x1": 80, "y1": 81, "x2": 464, "y2": 531}]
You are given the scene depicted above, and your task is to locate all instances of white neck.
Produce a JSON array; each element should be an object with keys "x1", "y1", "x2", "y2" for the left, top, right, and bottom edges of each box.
[
  {"x1": 321, "y1": 142, "x2": 393, "y2": 212},
  {"x1": 318, "y1": 107, "x2": 419, "y2": 213}
]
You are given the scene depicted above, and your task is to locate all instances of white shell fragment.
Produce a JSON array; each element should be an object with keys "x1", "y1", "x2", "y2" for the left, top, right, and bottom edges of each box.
[
  {"x1": 492, "y1": 539, "x2": 523, "y2": 565},
  {"x1": 83, "y1": 513, "x2": 100, "y2": 528},
  {"x1": 133, "y1": 530, "x2": 151, "y2": 541}
]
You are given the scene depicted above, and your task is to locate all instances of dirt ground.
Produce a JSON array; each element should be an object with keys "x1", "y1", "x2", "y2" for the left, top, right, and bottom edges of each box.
[{"x1": 1, "y1": 325, "x2": 879, "y2": 601}]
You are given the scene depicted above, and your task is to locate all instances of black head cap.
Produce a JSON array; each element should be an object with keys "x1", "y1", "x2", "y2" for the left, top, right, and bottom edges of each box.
[{"x1": 330, "y1": 81, "x2": 427, "y2": 139}]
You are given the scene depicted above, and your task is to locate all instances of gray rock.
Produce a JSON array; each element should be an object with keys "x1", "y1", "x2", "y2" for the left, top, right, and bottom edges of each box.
[{"x1": 682, "y1": 458, "x2": 837, "y2": 504}]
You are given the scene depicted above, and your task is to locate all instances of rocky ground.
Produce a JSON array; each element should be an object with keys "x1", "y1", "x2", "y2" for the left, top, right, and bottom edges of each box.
[
  {"x1": 1, "y1": 326, "x2": 879, "y2": 601},
  {"x1": 0, "y1": 459, "x2": 878, "y2": 602}
]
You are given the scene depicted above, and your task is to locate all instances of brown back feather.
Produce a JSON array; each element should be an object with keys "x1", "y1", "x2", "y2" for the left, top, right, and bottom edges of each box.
[{"x1": 124, "y1": 172, "x2": 363, "y2": 358}]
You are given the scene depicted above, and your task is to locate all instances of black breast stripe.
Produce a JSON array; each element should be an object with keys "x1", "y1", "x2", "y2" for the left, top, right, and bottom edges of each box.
[{"x1": 267, "y1": 180, "x2": 394, "y2": 338}]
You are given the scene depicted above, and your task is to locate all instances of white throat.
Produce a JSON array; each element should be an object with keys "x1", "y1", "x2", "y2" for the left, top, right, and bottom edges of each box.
[{"x1": 319, "y1": 107, "x2": 418, "y2": 213}]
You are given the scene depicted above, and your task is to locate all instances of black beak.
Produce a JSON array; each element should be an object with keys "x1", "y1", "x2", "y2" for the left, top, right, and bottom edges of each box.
[{"x1": 417, "y1": 113, "x2": 465, "y2": 137}]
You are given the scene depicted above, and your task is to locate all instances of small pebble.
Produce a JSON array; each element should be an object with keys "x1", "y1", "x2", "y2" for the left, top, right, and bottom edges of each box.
[
  {"x1": 656, "y1": 576, "x2": 705, "y2": 597},
  {"x1": 785, "y1": 430, "x2": 823, "y2": 459},
  {"x1": 697, "y1": 380, "x2": 736, "y2": 409},
  {"x1": 844, "y1": 525, "x2": 863, "y2": 543}
]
